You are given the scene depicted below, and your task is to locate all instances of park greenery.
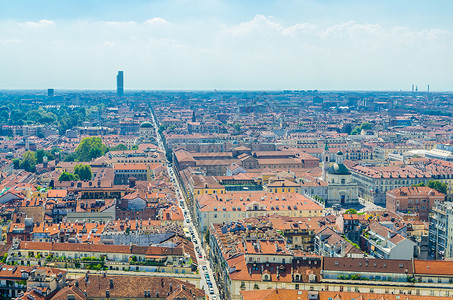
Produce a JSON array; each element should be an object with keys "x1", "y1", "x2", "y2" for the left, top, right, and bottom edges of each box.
[
  {"x1": 0, "y1": 104, "x2": 91, "y2": 135},
  {"x1": 350, "y1": 122, "x2": 372, "y2": 135},
  {"x1": 158, "y1": 124, "x2": 177, "y2": 134}
]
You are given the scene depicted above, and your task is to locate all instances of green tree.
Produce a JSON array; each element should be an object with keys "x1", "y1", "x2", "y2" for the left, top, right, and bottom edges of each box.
[
  {"x1": 351, "y1": 122, "x2": 372, "y2": 135},
  {"x1": 58, "y1": 172, "x2": 78, "y2": 181},
  {"x1": 204, "y1": 230, "x2": 210, "y2": 244},
  {"x1": 345, "y1": 208, "x2": 357, "y2": 214},
  {"x1": 166, "y1": 149, "x2": 173, "y2": 163},
  {"x1": 74, "y1": 164, "x2": 92, "y2": 180},
  {"x1": 12, "y1": 159, "x2": 20, "y2": 169},
  {"x1": 44, "y1": 147, "x2": 60, "y2": 161},
  {"x1": 110, "y1": 144, "x2": 128, "y2": 151},
  {"x1": 36, "y1": 149, "x2": 45, "y2": 164},
  {"x1": 19, "y1": 151, "x2": 36, "y2": 172},
  {"x1": 427, "y1": 180, "x2": 448, "y2": 195},
  {"x1": 19, "y1": 160, "x2": 33, "y2": 172},
  {"x1": 158, "y1": 124, "x2": 166, "y2": 134},
  {"x1": 0, "y1": 110, "x2": 9, "y2": 121},
  {"x1": 71, "y1": 137, "x2": 108, "y2": 162},
  {"x1": 412, "y1": 181, "x2": 447, "y2": 195},
  {"x1": 360, "y1": 122, "x2": 372, "y2": 130}
]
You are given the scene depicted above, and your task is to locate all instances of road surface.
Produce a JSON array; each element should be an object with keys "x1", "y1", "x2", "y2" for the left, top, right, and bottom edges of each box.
[{"x1": 150, "y1": 111, "x2": 220, "y2": 300}]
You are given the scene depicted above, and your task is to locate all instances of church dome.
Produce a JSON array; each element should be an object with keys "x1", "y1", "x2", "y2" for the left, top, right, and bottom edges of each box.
[
  {"x1": 140, "y1": 122, "x2": 153, "y2": 128},
  {"x1": 328, "y1": 163, "x2": 351, "y2": 175}
]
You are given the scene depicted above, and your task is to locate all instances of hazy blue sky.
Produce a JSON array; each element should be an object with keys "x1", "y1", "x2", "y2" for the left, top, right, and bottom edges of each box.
[{"x1": 1, "y1": 0, "x2": 453, "y2": 90}]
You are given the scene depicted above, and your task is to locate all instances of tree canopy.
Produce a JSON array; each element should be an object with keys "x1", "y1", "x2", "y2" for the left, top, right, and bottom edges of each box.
[
  {"x1": 345, "y1": 208, "x2": 357, "y2": 214},
  {"x1": 65, "y1": 137, "x2": 108, "y2": 162},
  {"x1": 413, "y1": 180, "x2": 448, "y2": 195},
  {"x1": 74, "y1": 164, "x2": 92, "y2": 180},
  {"x1": 16, "y1": 151, "x2": 37, "y2": 172},
  {"x1": 58, "y1": 172, "x2": 79, "y2": 181},
  {"x1": 110, "y1": 144, "x2": 128, "y2": 151},
  {"x1": 351, "y1": 122, "x2": 372, "y2": 135}
]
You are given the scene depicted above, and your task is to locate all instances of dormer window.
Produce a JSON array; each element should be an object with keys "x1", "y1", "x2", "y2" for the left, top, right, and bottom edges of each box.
[{"x1": 262, "y1": 273, "x2": 271, "y2": 281}]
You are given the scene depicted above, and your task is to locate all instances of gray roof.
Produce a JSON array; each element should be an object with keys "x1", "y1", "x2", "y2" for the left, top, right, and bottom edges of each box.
[{"x1": 328, "y1": 163, "x2": 351, "y2": 175}]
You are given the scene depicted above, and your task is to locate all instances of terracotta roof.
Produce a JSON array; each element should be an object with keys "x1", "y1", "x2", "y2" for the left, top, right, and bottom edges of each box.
[
  {"x1": 197, "y1": 192, "x2": 322, "y2": 212},
  {"x1": 387, "y1": 186, "x2": 445, "y2": 197},
  {"x1": 18, "y1": 241, "x2": 182, "y2": 256},
  {"x1": 241, "y1": 289, "x2": 451, "y2": 300},
  {"x1": 75, "y1": 275, "x2": 205, "y2": 299},
  {"x1": 414, "y1": 260, "x2": 453, "y2": 276},
  {"x1": 47, "y1": 189, "x2": 68, "y2": 198}
]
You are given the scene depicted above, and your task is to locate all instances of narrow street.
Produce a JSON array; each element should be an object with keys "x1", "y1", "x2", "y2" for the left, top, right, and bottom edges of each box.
[{"x1": 150, "y1": 111, "x2": 221, "y2": 300}]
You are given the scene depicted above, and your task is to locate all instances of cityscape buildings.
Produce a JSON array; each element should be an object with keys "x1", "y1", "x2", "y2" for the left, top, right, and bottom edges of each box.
[{"x1": 0, "y1": 89, "x2": 451, "y2": 299}]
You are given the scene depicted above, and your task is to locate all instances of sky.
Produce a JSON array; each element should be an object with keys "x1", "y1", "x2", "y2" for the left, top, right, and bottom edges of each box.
[{"x1": 1, "y1": 0, "x2": 453, "y2": 91}]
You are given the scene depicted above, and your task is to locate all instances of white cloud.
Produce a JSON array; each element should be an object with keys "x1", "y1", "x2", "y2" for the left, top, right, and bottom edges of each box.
[
  {"x1": 101, "y1": 21, "x2": 136, "y2": 26},
  {"x1": 144, "y1": 17, "x2": 169, "y2": 26},
  {"x1": 223, "y1": 15, "x2": 282, "y2": 37},
  {"x1": 0, "y1": 38, "x2": 21, "y2": 44},
  {"x1": 1, "y1": 15, "x2": 453, "y2": 90},
  {"x1": 102, "y1": 41, "x2": 116, "y2": 47},
  {"x1": 21, "y1": 19, "x2": 55, "y2": 27}
]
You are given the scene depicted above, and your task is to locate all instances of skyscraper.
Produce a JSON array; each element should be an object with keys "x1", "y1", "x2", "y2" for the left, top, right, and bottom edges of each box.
[{"x1": 116, "y1": 71, "x2": 124, "y2": 96}]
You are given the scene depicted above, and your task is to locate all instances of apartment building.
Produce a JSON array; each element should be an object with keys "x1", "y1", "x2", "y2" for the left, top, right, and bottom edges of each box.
[
  {"x1": 196, "y1": 192, "x2": 323, "y2": 232},
  {"x1": 386, "y1": 186, "x2": 445, "y2": 221},
  {"x1": 429, "y1": 200, "x2": 453, "y2": 260},
  {"x1": 362, "y1": 222, "x2": 416, "y2": 260},
  {"x1": 346, "y1": 162, "x2": 428, "y2": 205}
]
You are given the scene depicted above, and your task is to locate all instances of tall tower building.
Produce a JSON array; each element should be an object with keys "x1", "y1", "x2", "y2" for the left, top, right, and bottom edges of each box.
[
  {"x1": 322, "y1": 143, "x2": 329, "y2": 181},
  {"x1": 117, "y1": 71, "x2": 124, "y2": 96}
]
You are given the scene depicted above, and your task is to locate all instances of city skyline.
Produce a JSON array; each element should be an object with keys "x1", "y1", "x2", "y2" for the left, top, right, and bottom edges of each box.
[{"x1": 1, "y1": 0, "x2": 453, "y2": 90}]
